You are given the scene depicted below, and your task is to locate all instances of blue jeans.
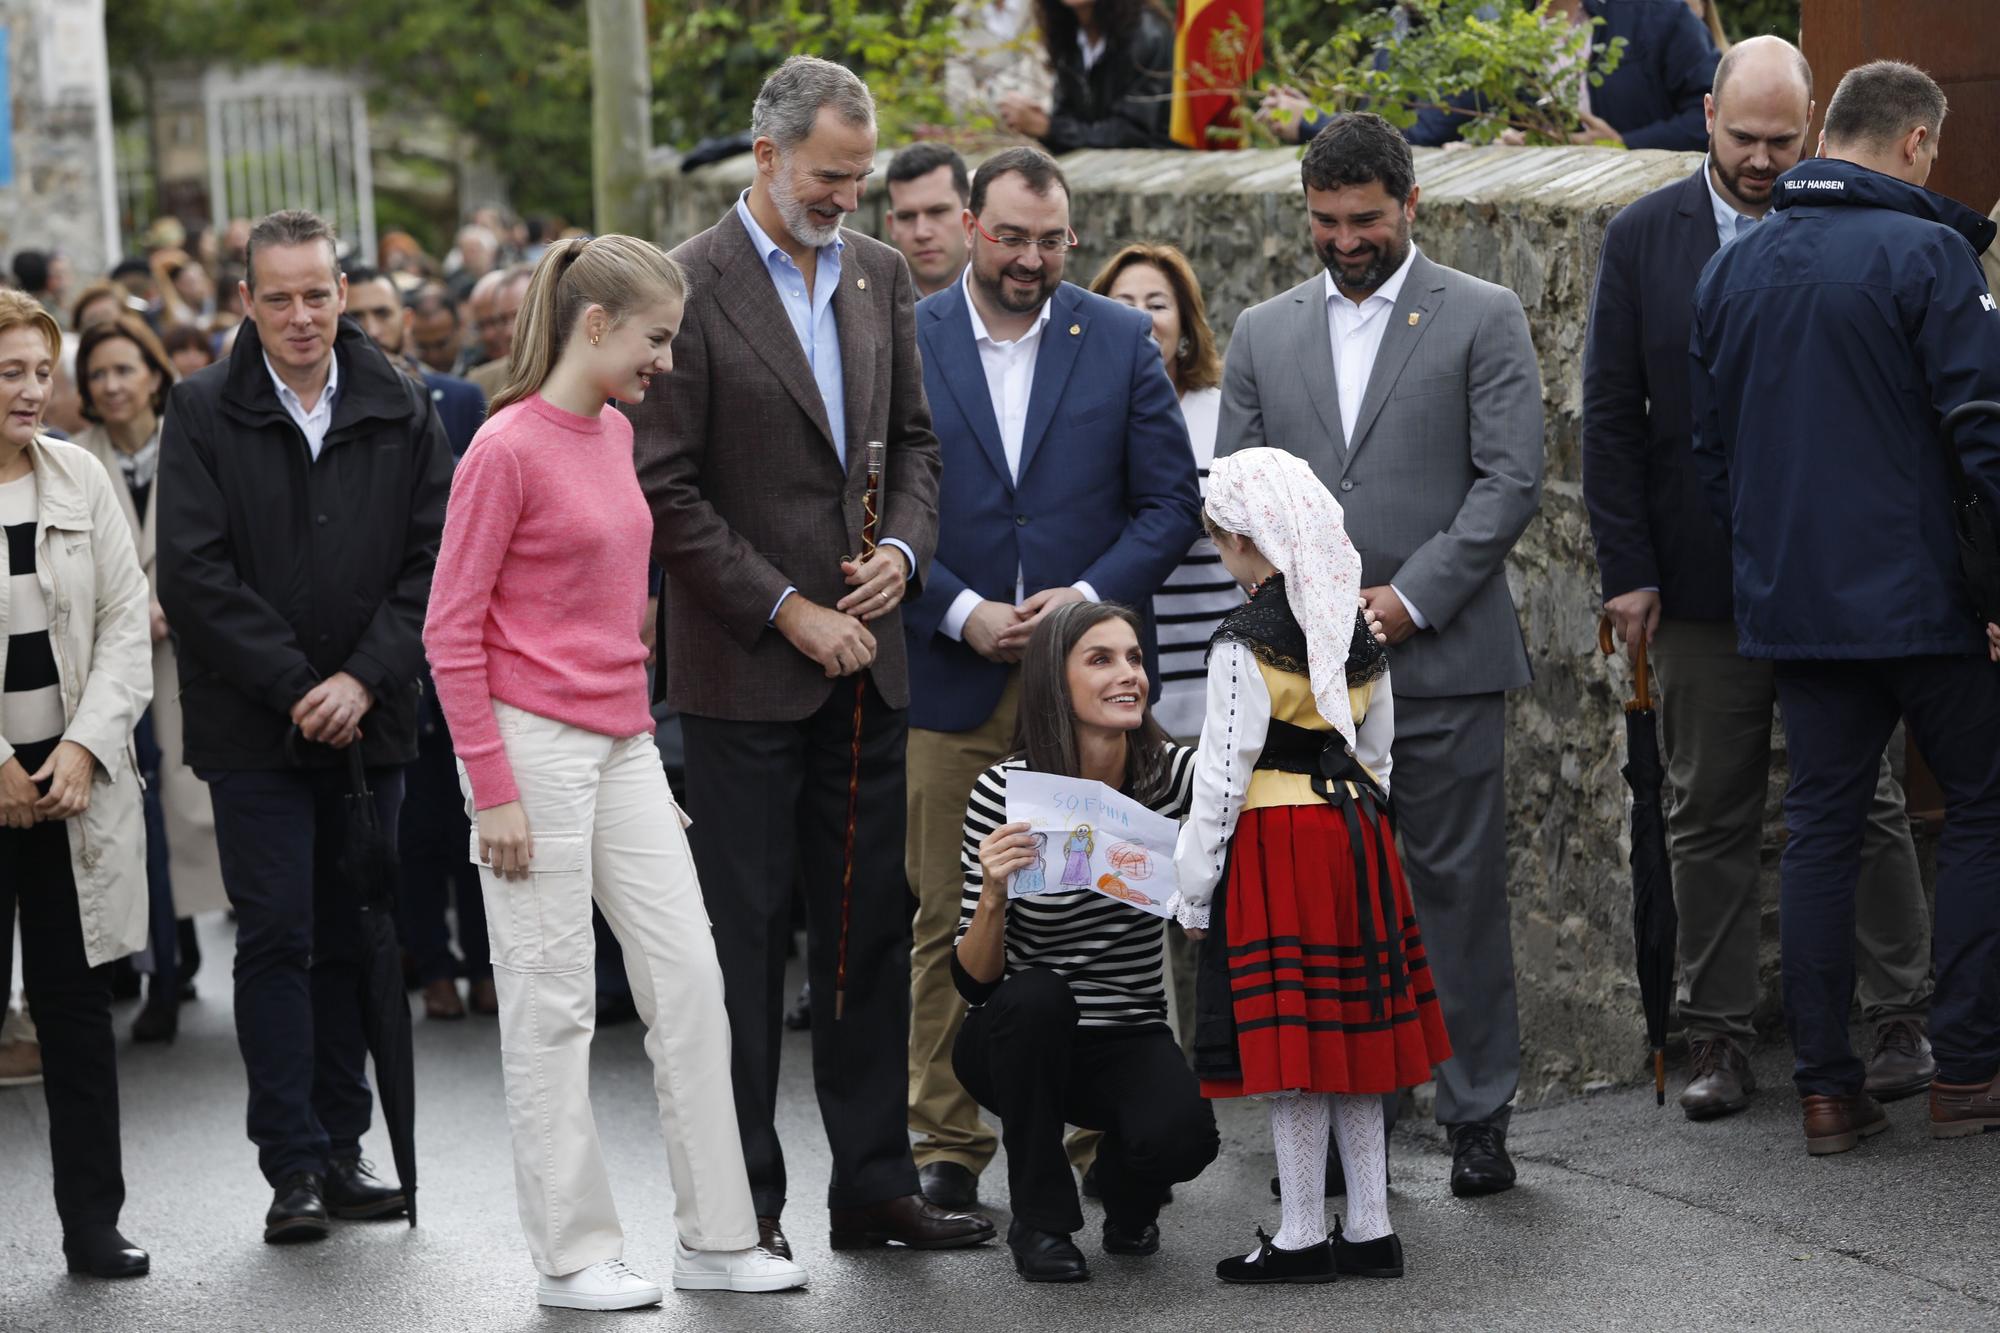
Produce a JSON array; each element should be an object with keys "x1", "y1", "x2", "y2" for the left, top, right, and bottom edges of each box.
[
  {"x1": 204, "y1": 765, "x2": 405, "y2": 1184},
  {"x1": 1773, "y1": 656, "x2": 2000, "y2": 1096}
]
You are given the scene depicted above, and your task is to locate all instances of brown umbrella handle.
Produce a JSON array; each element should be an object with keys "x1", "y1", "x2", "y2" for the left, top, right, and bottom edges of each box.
[{"x1": 1597, "y1": 614, "x2": 1657, "y2": 713}]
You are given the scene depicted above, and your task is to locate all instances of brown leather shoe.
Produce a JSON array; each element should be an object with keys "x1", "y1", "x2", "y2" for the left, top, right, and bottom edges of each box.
[
  {"x1": 828, "y1": 1194, "x2": 996, "y2": 1251},
  {"x1": 469, "y1": 977, "x2": 499, "y2": 1016},
  {"x1": 1928, "y1": 1070, "x2": 2000, "y2": 1139},
  {"x1": 757, "y1": 1215, "x2": 791, "y2": 1261},
  {"x1": 422, "y1": 979, "x2": 465, "y2": 1021},
  {"x1": 1801, "y1": 1092, "x2": 1889, "y2": 1155},
  {"x1": 1863, "y1": 1018, "x2": 1936, "y2": 1101},
  {"x1": 1678, "y1": 1037, "x2": 1755, "y2": 1120}
]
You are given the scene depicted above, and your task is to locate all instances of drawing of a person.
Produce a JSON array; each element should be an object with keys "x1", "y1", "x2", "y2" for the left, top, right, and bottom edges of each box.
[
  {"x1": 1060, "y1": 824, "x2": 1095, "y2": 887},
  {"x1": 1012, "y1": 832, "x2": 1049, "y2": 895}
]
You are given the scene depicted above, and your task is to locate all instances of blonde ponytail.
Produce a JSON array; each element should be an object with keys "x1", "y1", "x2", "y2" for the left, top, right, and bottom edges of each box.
[{"x1": 488, "y1": 234, "x2": 689, "y2": 414}]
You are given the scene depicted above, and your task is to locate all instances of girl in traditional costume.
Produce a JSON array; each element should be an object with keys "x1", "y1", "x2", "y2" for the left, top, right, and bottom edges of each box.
[{"x1": 1172, "y1": 448, "x2": 1451, "y2": 1285}]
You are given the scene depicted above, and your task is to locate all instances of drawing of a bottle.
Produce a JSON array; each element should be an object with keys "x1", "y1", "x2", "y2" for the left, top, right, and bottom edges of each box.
[
  {"x1": 1060, "y1": 825, "x2": 1095, "y2": 887},
  {"x1": 1013, "y1": 833, "x2": 1049, "y2": 894}
]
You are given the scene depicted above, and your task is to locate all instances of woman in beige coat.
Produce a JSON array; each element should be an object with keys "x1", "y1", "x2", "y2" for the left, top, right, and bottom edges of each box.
[
  {"x1": 75, "y1": 315, "x2": 227, "y2": 1043},
  {"x1": 0, "y1": 290, "x2": 155, "y2": 1278}
]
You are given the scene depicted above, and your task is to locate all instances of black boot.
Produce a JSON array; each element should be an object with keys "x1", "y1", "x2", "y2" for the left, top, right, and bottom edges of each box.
[
  {"x1": 1215, "y1": 1227, "x2": 1335, "y2": 1285},
  {"x1": 63, "y1": 1225, "x2": 149, "y2": 1278},
  {"x1": 264, "y1": 1172, "x2": 329, "y2": 1244},
  {"x1": 324, "y1": 1158, "x2": 408, "y2": 1220},
  {"x1": 1007, "y1": 1219, "x2": 1089, "y2": 1282},
  {"x1": 1333, "y1": 1217, "x2": 1404, "y2": 1278}
]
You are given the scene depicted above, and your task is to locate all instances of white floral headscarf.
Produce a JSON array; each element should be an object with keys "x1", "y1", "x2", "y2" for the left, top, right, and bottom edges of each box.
[{"x1": 1205, "y1": 448, "x2": 1364, "y2": 746}]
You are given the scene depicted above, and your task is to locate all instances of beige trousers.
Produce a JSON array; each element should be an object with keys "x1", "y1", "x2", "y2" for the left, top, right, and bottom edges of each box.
[
  {"x1": 1650, "y1": 620, "x2": 1932, "y2": 1043},
  {"x1": 905, "y1": 675, "x2": 1019, "y2": 1172},
  {"x1": 465, "y1": 703, "x2": 758, "y2": 1276}
]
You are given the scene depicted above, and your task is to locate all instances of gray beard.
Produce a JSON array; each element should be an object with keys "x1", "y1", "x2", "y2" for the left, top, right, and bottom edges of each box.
[{"x1": 771, "y1": 167, "x2": 842, "y2": 250}]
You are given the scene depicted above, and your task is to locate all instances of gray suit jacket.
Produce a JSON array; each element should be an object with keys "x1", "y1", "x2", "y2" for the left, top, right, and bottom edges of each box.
[
  {"x1": 1217, "y1": 249, "x2": 1543, "y2": 698},
  {"x1": 629, "y1": 208, "x2": 942, "y2": 721}
]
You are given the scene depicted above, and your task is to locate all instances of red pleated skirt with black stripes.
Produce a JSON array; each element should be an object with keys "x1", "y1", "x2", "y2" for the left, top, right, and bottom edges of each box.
[{"x1": 1200, "y1": 802, "x2": 1452, "y2": 1099}]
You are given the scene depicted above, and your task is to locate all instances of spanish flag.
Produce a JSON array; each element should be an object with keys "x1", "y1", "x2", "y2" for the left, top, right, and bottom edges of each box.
[{"x1": 1170, "y1": 0, "x2": 1264, "y2": 149}]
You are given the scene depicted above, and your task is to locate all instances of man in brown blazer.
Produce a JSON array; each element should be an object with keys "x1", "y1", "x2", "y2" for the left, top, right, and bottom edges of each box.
[{"x1": 628, "y1": 57, "x2": 988, "y2": 1260}]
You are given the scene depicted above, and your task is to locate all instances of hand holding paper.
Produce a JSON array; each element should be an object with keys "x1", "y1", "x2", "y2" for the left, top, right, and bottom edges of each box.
[{"x1": 1002, "y1": 771, "x2": 1180, "y2": 919}]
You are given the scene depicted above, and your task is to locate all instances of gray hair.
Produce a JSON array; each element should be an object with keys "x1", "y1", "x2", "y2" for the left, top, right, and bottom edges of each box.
[
  {"x1": 245, "y1": 209, "x2": 339, "y2": 291},
  {"x1": 750, "y1": 55, "x2": 874, "y2": 154},
  {"x1": 1823, "y1": 60, "x2": 1948, "y2": 151}
]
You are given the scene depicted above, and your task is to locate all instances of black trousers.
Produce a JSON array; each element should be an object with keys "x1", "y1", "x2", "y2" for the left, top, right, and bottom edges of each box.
[
  {"x1": 396, "y1": 718, "x2": 489, "y2": 985},
  {"x1": 954, "y1": 969, "x2": 1219, "y2": 1236},
  {"x1": 681, "y1": 680, "x2": 920, "y2": 1217},
  {"x1": 0, "y1": 775, "x2": 126, "y2": 1235},
  {"x1": 1773, "y1": 656, "x2": 2000, "y2": 1094},
  {"x1": 204, "y1": 766, "x2": 403, "y2": 1183}
]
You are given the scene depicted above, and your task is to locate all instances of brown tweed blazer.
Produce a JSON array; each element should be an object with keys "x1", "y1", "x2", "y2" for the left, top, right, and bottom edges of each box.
[{"x1": 629, "y1": 206, "x2": 941, "y2": 722}]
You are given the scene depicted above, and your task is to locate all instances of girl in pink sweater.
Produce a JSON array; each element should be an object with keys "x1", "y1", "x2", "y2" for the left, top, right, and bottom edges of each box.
[{"x1": 423, "y1": 235, "x2": 805, "y2": 1308}]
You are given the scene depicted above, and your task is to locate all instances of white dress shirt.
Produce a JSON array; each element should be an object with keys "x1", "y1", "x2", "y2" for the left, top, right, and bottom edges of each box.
[
  {"x1": 940, "y1": 269, "x2": 1096, "y2": 642},
  {"x1": 1323, "y1": 244, "x2": 1428, "y2": 628},
  {"x1": 264, "y1": 350, "x2": 340, "y2": 461}
]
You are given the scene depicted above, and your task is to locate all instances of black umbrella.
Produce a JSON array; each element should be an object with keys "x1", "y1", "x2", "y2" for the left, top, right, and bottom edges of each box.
[
  {"x1": 1599, "y1": 618, "x2": 1678, "y2": 1107},
  {"x1": 335, "y1": 743, "x2": 419, "y2": 1225}
]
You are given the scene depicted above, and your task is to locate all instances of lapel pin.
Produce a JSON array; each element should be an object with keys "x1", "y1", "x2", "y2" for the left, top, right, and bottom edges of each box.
[
  {"x1": 1069, "y1": 323, "x2": 1081, "y2": 336},
  {"x1": 1407, "y1": 312, "x2": 1421, "y2": 326},
  {"x1": 856, "y1": 277, "x2": 867, "y2": 291}
]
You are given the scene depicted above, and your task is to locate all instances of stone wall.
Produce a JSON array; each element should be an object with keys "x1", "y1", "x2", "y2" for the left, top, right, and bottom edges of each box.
[
  {"x1": 657, "y1": 144, "x2": 1785, "y2": 1103},
  {"x1": 0, "y1": 0, "x2": 117, "y2": 284}
]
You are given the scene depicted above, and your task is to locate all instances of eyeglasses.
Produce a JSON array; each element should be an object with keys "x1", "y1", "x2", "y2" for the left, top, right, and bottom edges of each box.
[{"x1": 973, "y1": 219, "x2": 1079, "y2": 254}]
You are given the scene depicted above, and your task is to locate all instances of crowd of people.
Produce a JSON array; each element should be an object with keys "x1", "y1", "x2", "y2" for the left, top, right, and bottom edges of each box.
[{"x1": 2, "y1": 7, "x2": 1997, "y2": 1320}]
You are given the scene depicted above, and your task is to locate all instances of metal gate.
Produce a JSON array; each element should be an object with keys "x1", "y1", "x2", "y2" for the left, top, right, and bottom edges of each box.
[{"x1": 203, "y1": 66, "x2": 376, "y2": 264}]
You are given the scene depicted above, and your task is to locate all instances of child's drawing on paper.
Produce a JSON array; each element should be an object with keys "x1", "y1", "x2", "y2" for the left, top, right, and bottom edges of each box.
[{"x1": 1060, "y1": 825, "x2": 1095, "y2": 887}]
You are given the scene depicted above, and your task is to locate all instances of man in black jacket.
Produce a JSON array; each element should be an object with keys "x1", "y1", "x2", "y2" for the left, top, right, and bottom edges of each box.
[
  {"x1": 1583, "y1": 38, "x2": 1936, "y2": 1125},
  {"x1": 157, "y1": 210, "x2": 452, "y2": 1242}
]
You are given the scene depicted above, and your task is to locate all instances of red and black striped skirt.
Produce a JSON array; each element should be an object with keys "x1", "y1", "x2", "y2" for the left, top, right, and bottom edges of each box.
[{"x1": 1198, "y1": 801, "x2": 1451, "y2": 1099}]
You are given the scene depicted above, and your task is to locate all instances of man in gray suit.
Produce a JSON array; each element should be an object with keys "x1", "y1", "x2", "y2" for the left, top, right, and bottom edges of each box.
[{"x1": 1217, "y1": 112, "x2": 1544, "y2": 1197}]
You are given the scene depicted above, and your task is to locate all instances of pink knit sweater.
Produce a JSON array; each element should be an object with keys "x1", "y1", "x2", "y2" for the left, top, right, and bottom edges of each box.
[{"x1": 423, "y1": 395, "x2": 654, "y2": 809}]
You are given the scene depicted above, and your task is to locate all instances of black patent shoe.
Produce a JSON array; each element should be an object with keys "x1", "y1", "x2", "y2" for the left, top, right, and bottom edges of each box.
[
  {"x1": 1332, "y1": 1218, "x2": 1404, "y2": 1278},
  {"x1": 264, "y1": 1172, "x2": 329, "y2": 1244},
  {"x1": 1007, "y1": 1219, "x2": 1089, "y2": 1283},
  {"x1": 1215, "y1": 1227, "x2": 1335, "y2": 1285},
  {"x1": 918, "y1": 1160, "x2": 979, "y2": 1210},
  {"x1": 324, "y1": 1158, "x2": 408, "y2": 1220},
  {"x1": 63, "y1": 1225, "x2": 149, "y2": 1278},
  {"x1": 1448, "y1": 1122, "x2": 1517, "y2": 1198},
  {"x1": 1101, "y1": 1216, "x2": 1160, "y2": 1256}
]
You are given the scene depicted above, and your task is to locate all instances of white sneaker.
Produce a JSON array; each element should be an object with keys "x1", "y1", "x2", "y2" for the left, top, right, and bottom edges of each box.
[
  {"x1": 536, "y1": 1258, "x2": 665, "y2": 1310},
  {"x1": 671, "y1": 1242, "x2": 809, "y2": 1293}
]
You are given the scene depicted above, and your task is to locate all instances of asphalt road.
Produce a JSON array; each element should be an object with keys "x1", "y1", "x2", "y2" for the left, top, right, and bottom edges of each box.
[{"x1": 3, "y1": 916, "x2": 1995, "y2": 1333}]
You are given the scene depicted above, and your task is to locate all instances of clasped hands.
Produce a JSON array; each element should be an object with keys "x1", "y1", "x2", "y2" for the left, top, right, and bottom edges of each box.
[
  {"x1": 777, "y1": 546, "x2": 911, "y2": 680},
  {"x1": 0, "y1": 741, "x2": 99, "y2": 827},
  {"x1": 291, "y1": 671, "x2": 373, "y2": 749}
]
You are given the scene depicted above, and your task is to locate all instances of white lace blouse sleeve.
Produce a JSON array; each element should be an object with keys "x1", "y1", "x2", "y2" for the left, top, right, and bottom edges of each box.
[
  {"x1": 1172, "y1": 639, "x2": 1270, "y2": 931},
  {"x1": 1355, "y1": 668, "x2": 1395, "y2": 797}
]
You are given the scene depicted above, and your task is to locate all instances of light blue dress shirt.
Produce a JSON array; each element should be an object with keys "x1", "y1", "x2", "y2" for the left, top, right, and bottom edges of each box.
[{"x1": 734, "y1": 193, "x2": 915, "y2": 621}]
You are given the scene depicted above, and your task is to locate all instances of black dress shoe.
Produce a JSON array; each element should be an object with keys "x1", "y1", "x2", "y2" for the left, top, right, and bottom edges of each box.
[
  {"x1": 1215, "y1": 1227, "x2": 1335, "y2": 1284},
  {"x1": 63, "y1": 1225, "x2": 149, "y2": 1278},
  {"x1": 829, "y1": 1193, "x2": 995, "y2": 1250},
  {"x1": 264, "y1": 1172, "x2": 330, "y2": 1244},
  {"x1": 1449, "y1": 1122, "x2": 1517, "y2": 1198},
  {"x1": 1007, "y1": 1220, "x2": 1089, "y2": 1282},
  {"x1": 1101, "y1": 1217, "x2": 1160, "y2": 1256},
  {"x1": 324, "y1": 1158, "x2": 408, "y2": 1220},
  {"x1": 918, "y1": 1161, "x2": 979, "y2": 1210},
  {"x1": 131, "y1": 995, "x2": 178, "y2": 1044},
  {"x1": 757, "y1": 1215, "x2": 791, "y2": 1261},
  {"x1": 1333, "y1": 1218, "x2": 1404, "y2": 1278}
]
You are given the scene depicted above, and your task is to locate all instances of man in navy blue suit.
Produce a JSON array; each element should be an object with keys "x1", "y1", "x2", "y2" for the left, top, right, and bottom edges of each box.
[
  {"x1": 902, "y1": 146, "x2": 1200, "y2": 1212},
  {"x1": 1582, "y1": 39, "x2": 1935, "y2": 1128}
]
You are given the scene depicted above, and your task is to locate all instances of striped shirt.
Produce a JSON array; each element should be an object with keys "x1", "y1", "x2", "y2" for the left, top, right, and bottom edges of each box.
[
  {"x1": 1, "y1": 471, "x2": 64, "y2": 761},
  {"x1": 955, "y1": 746, "x2": 1195, "y2": 1029},
  {"x1": 1152, "y1": 387, "x2": 1244, "y2": 740}
]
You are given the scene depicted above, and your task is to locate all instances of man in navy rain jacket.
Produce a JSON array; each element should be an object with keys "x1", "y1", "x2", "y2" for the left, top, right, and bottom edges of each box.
[{"x1": 1690, "y1": 60, "x2": 2000, "y2": 1155}]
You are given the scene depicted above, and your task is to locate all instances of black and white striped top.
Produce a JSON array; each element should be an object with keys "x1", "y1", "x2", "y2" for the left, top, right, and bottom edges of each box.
[
  {"x1": 1, "y1": 471, "x2": 64, "y2": 767},
  {"x1": 954, "y1": 747, "x2": 1195, "y2": 1029},
  {"x1": 1153, "y1": 387, "x2": 1244, "y2": 740}
]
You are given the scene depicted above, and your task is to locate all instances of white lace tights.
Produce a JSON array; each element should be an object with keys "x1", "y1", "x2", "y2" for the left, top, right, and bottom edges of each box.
[{"x1": 1267, "y1": 1092, "x2": 1392, "y2": 1251}]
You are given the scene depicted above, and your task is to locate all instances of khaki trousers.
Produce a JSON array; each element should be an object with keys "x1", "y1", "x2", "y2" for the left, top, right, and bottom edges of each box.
[
  {"x1": 465, "y1": 704, "x2": 758, "y2": 1276},
  {"x1": 906, "y1": 675, "x2": 1019, "y2": 1172},
  {"x1": 1649, "y1": 620, "x2": 1932, "y2": 1044}
]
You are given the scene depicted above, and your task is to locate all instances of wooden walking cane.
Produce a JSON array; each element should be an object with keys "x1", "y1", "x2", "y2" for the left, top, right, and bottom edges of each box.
[{"x1": 836, "y1": 440, "x2": 888, "y2": 1021}]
